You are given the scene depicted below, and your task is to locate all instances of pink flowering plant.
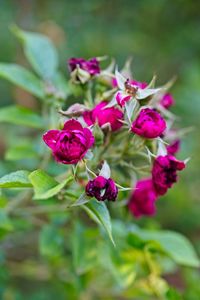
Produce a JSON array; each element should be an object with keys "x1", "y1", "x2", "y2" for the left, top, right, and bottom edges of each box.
[{"x1": 0, "y1": 27, "x2": 199, "y2": 299}]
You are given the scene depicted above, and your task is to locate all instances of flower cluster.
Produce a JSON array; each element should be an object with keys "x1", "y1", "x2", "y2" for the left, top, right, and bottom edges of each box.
[{"x1": 43, "y1": 56, "x2": 187, "y2": 216}]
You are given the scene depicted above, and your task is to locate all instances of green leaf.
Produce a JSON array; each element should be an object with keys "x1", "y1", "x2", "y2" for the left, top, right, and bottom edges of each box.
[
  {"x1": 29, "y1": 169, "x2": 73, "y2": 200},
  {"x1": 39, "y1": 224, "x2": 64, "y2": 259},
  {"x1": 72, "y1": 223, "x2": 97, "y2": 274},
  {"x1": 5, "y1": 142, "x2": 38, "y2": 161},
  {"x1": 0, "y1": 105, "x2": 45, "y2": 129},
  {"x1": 83, "y1": 200, "x2": 115, "y2": 246},
  {"x1": 12, "y1": 26, "x2": 58, "y2": 80},
  {"x1": 0, "y1": 170, "x2": 32, "y2": 188},
  {"x1": 0, "y1": 63, "x2": 44, "y2": 99},
  {"x1": 130, "y1": 227, "x2": 200, "y2": 268},
  {"x1": 71, "y1": 193, "x2": 90, "y2": 207}
]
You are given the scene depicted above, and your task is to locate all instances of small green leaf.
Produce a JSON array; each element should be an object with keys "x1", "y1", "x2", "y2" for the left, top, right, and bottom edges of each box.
[
  {"x1": 129, "y1": 227, "x2": 200, "y2": 268},
  {"x1": 29, "y1": 169, "x2": 73, "y2": 200},
  {"x1": 0, "y1": 170, "x2": 32, "y2": 188},
  {"x1": 83, "y1": 200, "x2": 115, "y2": 246},
  {"x1": 12, "y1": 26, "x2": 58, "y2": 80},
  {"x1": 0, "y1": 105, "x2": 45, "y2": 129},
  {"x1": 0, "y1": 63, "x2": 44, "y2": 99}
]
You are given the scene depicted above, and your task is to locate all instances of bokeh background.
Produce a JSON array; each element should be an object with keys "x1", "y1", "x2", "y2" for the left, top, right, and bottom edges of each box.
[{"x1": 0, "y1": 0, "x2": 200, "y2": 298}]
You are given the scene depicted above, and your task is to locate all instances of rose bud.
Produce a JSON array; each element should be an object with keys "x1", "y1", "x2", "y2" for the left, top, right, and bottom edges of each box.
[
  {"x1": 83, "y1": 101, "x2": 123, "y2": 132},
  {"x1": 160, "y1": 93, "x2": 175, "y2": 109},
  {"x1": 68, "y1": 57, "x2": 100, "y2": 80},
  {"x1": 85, "y1": 176, "x2": 118, "y2": 201},
  {"x1": 43, "y1": 119, "x2": 94, "y2": 164},
  {"x1": 152, "y1": 155, "x2": 185, "y2": 195},
  {"x1": 128, "y1": 179, "x2": 158, "y2": 218},
  {"x1": 131, "y1": 108, "x2": 166, "y2": 139},
  {"x1": 167, "y1": 140, "x2": 181, "y2": 156},
  {"x1": 59, "y1": 103, "x2": 87, "y2": 118}
]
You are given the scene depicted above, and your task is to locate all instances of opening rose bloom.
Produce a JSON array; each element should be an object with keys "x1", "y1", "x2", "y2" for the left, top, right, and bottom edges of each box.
[
  {"x1": 68, "y1": 57, "x2": 100, "y2": 76},
  {"x1": 85, "y1": 176, "x2": 118, "y2": 201},
  {"x1": 116, "y1": 79, "x2": 148, "y2": 107},
  {"x1": 131, "y1": 108, "x2": 166, "y2": 139},
  {"x1": 128, "y1": 179, "x2": 158, "y2": 218},
  {"x1": 83, "y1": 101, "x2": 123, "y2": 131},
  {"x1": 160, "y1": 93, "x2": 175, "y2": 109},
  {"x1": 152, "y1": 155, "x2": 185, "y2": 195},
  {"x1": 43, "y1": 119, "x2": 94, "y2": 164}
]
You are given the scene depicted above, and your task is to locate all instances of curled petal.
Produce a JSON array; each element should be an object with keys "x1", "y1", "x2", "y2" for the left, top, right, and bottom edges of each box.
[
  {"x1": 43, "y1": 130, "x2": 60, "y2": 150},
  {"x1": 63, "y1": 119, "x2": 83, "y2": 131},
  {"x1": 116, "y1": 91, "x2": 131, "y2": 107}
]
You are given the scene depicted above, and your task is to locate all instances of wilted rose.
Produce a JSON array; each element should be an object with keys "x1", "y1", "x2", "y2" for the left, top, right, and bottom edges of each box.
[
  {"x1": 152, "y1": 155, "x2": 185, "y2": 195},
  {"x1": 85, "y1": 175, "x2": 118, "y2": 201}
]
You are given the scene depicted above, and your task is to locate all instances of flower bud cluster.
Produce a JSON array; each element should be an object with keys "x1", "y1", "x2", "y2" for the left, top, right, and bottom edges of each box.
[{"x1": 43, "y1": 57, "x2": 186, "y2": 215}]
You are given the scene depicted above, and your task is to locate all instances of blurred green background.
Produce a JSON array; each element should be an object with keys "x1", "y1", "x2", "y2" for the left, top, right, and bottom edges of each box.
[{"x1": 0, "y1": 0, "x2": 200, "y2": 298}]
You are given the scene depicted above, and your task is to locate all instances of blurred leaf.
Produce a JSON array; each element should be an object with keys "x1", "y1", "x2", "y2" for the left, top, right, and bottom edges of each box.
[
  {"x1": 72, "y1": 223, "x2": 97, "y2": 274},
  {"x1": 0, "y1": 170, "x2": 32, "y2": 188},
  {"x1": 52, "y1": 72, "x2": 70, "y2": 98},
  {"x1": 12, "y1": 26, "x2": 58, "y2": 80},
  {"x1": 0, "y1": 105, "x2": 44, "y2": 129},
  {"x1": 83, "y1": 200, "x2": 115, "y2": 246},
  {"x1": 0, "y1": 63, "x2": 44, "y2": 99},
  {"x1": 166, "y1": 287, "x2": 182, "y2": 300},
  {"x1": 5, "y1": 143, "x2": 38, "y2": 161},
  {"x1": 0, "y1": 210, "x2": 13, "y2": 230},
  {"x1": 129, "y1": 227, "x2": 200, "y2": 268},
  {"x1": 71, "y1": 193, "x2": 90, "y2": 207},
  {"x1": 39, "y1": 224, "x2": 64, "y2": 259},
  {"x1": 29, "y1": 169, "x2": 73, "y2": 200}
]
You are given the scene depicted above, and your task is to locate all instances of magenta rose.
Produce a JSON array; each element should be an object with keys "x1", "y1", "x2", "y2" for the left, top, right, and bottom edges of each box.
[
  {"x1": 167, "y1": 140, "x2": 180, "y2": 155},
  {"x1": 152, "y1": 155, "x2": 185, "y2": 195},
  {"x1": 43, "y1": 119, "x2": 94, "y2": 164},
  {"x1": 160, "y1": 93, "x2": 175, "y2": 109},
  {"x1": 83, "y1": 101, "x2": 123, "y2": 131},
  {"x1": 85, "y1": 175, "x2": 118, "y2": 201},
  {"x1": 128, "y1": 178, "x2": 158, "y2": 218},
  {"x1": 131, "y1": 108, "x2": 166, "y2": 139},
  {"x1": 68, "y1": 57, "x2": 100, "y2": 75}
]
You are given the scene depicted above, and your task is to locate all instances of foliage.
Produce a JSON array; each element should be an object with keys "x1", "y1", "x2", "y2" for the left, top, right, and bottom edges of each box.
[{"x1": 0, "y1": 25, "x2": 199, "y2": 300}]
